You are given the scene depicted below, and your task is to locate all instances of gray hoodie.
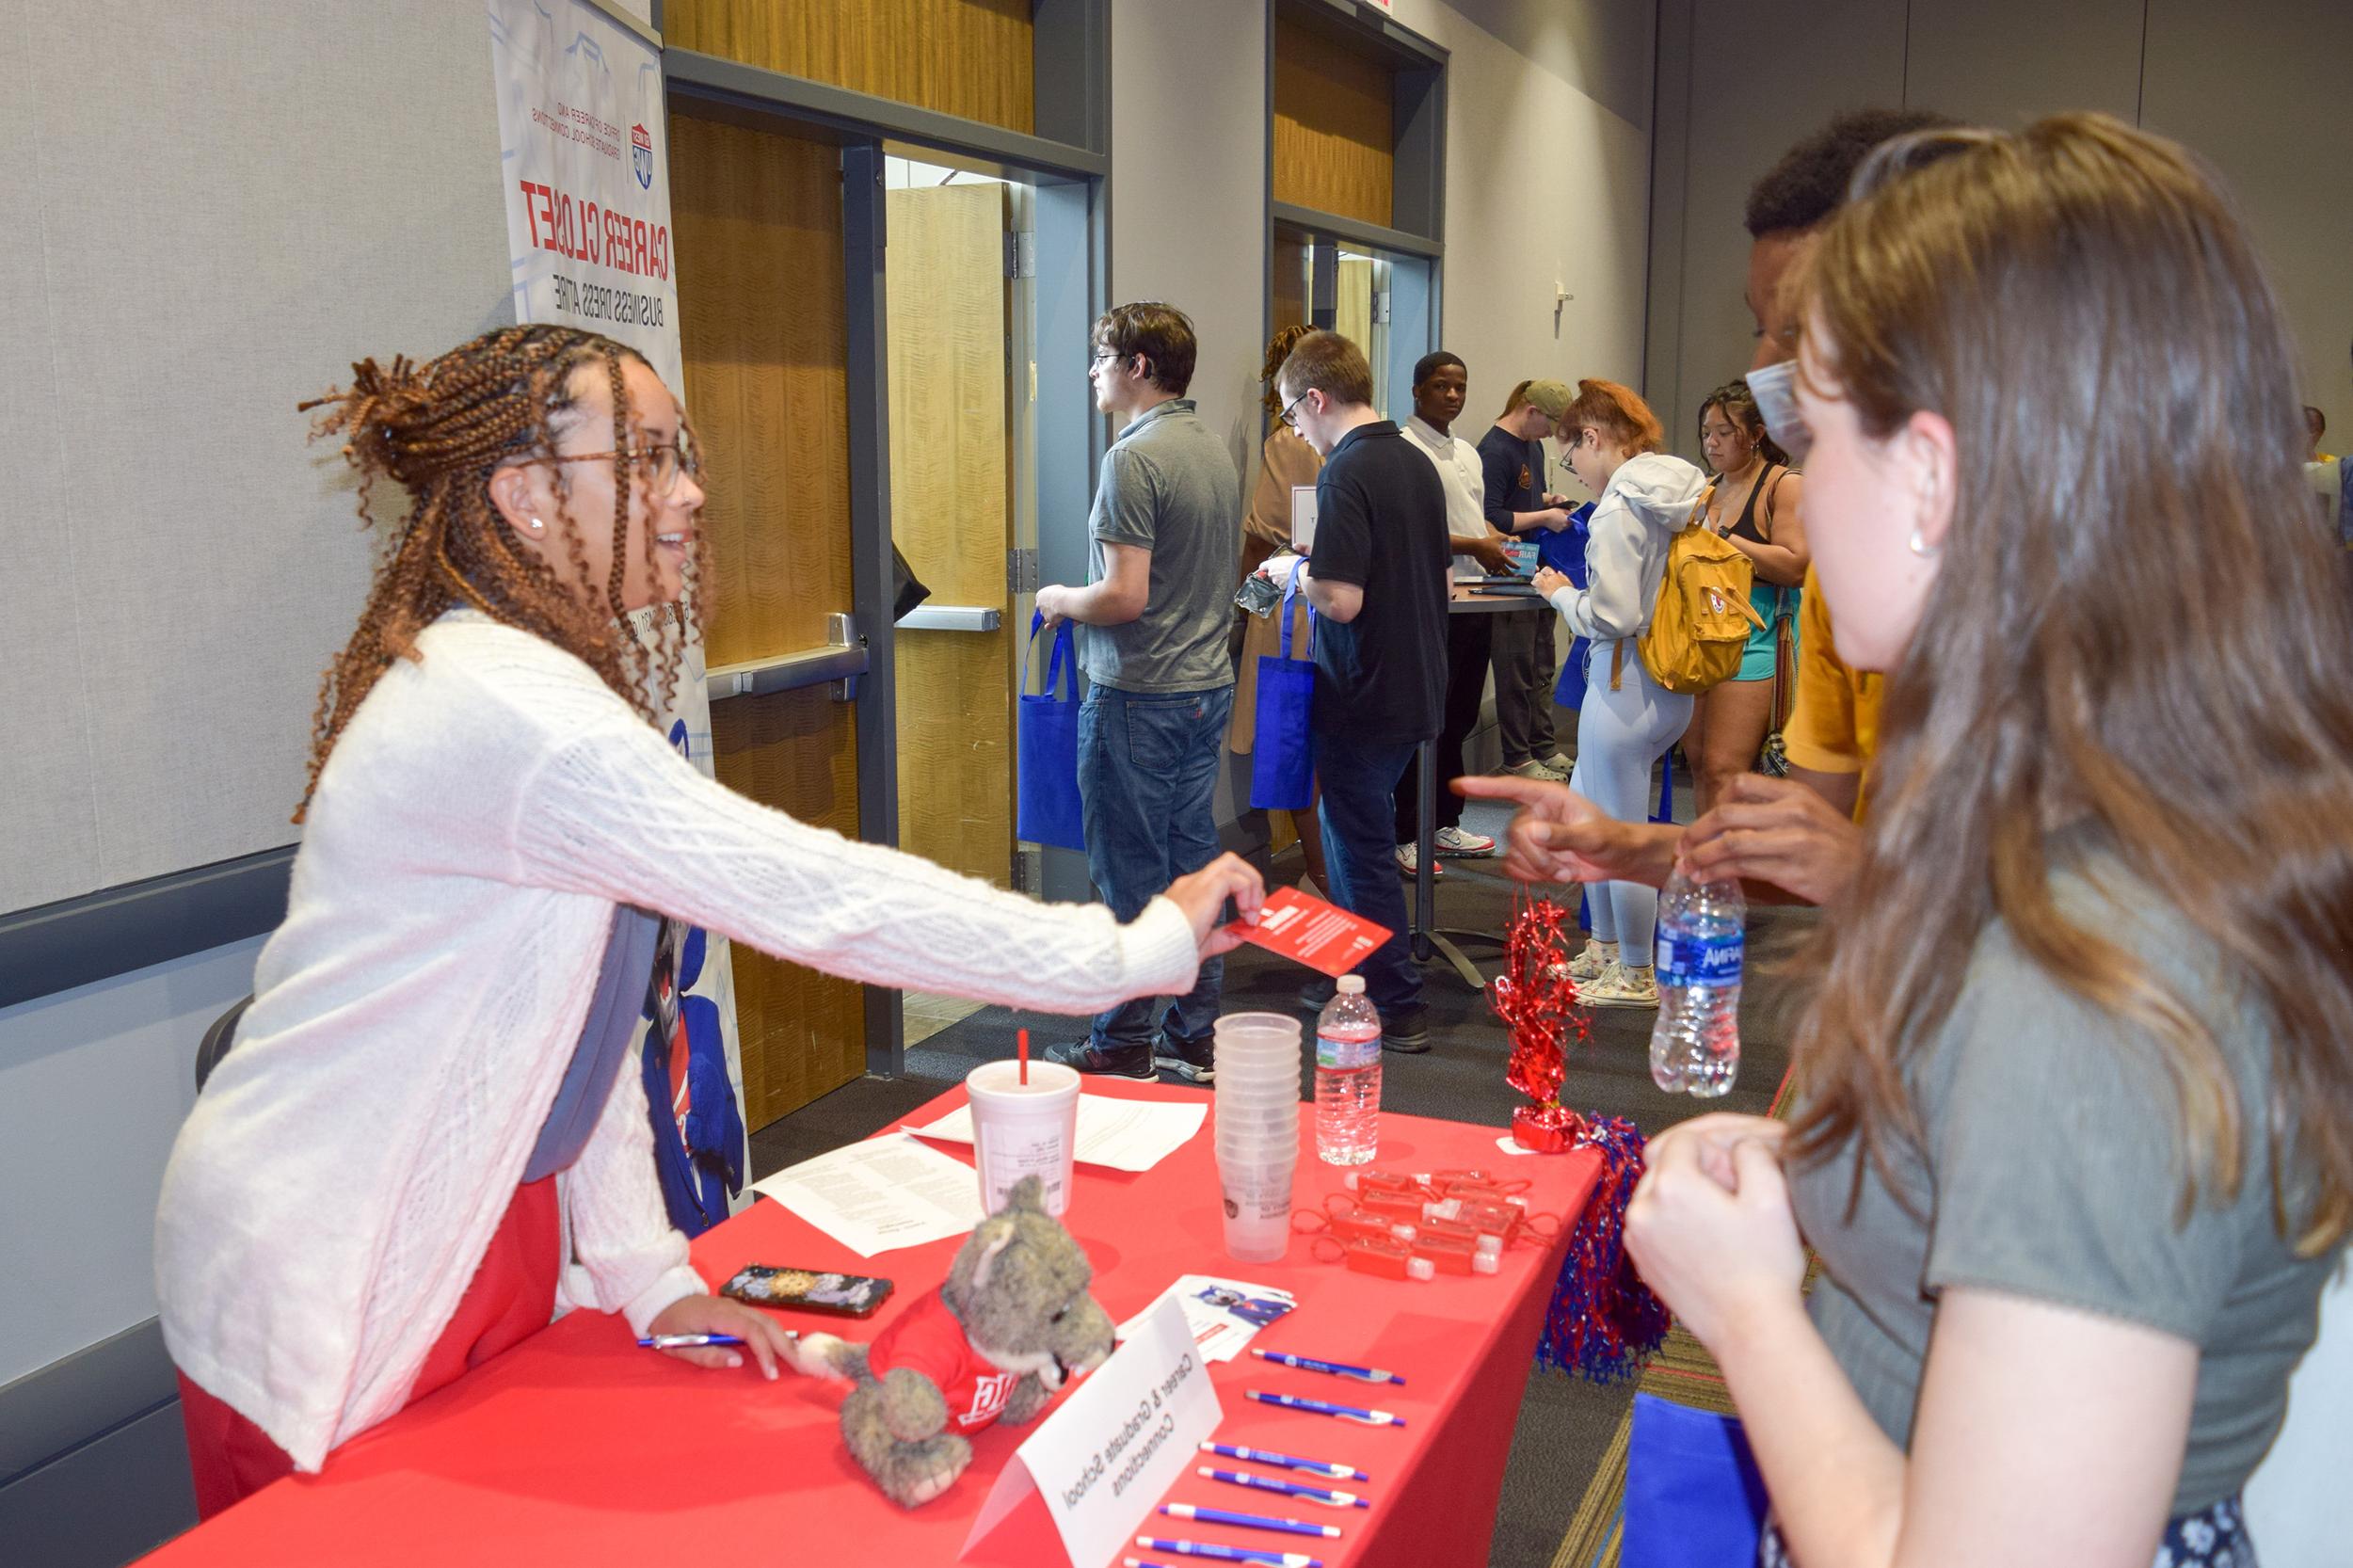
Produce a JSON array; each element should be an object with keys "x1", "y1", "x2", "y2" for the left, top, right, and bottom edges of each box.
[{"x1": 1545, "y1": 452, "x2": 1709, "y2": 645}]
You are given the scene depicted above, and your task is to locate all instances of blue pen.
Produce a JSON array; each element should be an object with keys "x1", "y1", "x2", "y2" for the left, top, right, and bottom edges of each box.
[
  {"x1": 1197, "y1": 1467, "x2": 1369, "y2": 1509},
  {"x1": 1160, "y1": 1503, "x2": 1341, "y2": 1540},
  {"x1": 1199, "y1": 1442, "x2": 1369, "y2": 1481},
  {"x1": 636, "y1": 1334, "x2": 747, "y2": 1349},
  {"x1": 1250, "y1": 1348, "x2": 1406, "y2": 1386},
  {"x1": 1133, "y1": 1542, "x2": 1323, "y2": 1568},
  {"x1": 1245, "y1": 1389, "x2": 1407, "y2": 1427}
]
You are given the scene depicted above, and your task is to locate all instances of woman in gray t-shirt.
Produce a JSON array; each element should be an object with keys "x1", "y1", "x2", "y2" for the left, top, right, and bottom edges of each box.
[{"x1": 1618, "y1": 118, "x2": 2353, "y2": 1567}]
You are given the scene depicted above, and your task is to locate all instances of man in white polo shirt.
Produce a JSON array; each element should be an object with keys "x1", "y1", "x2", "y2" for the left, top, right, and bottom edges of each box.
[{"x1": 1394, "y1": 351, "x2": 1510, "y2": 873}]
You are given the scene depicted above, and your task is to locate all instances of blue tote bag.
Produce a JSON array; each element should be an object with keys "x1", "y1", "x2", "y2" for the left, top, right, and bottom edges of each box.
[
  {"x1": 1016, "y1": 612, "x2": 1086, "y2": 851},
  {"x1": 1249, "y1": 562, "x2": 1317, "y2": 811},
  {"x1": 1550, "y1": 501, "x2": 1595, "y2": 712},
  {"x1": 1622, "y1": 1393, "x2": 1769, "y2": 1568}
]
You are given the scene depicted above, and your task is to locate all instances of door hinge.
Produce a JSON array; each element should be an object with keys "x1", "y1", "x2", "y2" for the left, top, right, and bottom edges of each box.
[
  {"x1": 1007, "y1": 547, "x2": 1040, "y2": 596},
  {"x1": 1004, "y1": 231, "x2": 1036, "y2": 279}
]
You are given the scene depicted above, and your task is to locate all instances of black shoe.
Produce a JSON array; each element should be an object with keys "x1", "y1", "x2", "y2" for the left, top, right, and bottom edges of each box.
[
  {"x1": 1043, "y1": 1037, "x2": 1156, "y2": 1080},
  {"x1": 1296, "y1": 977, "x2": 1338, "y2": 1014},
  {"x1": 1380, "y1": 1005, "x2": 1431, "y2": 1054},
  {"x1": 1152, "y1": 1032, "x2": 1215, "y2": 1084}
]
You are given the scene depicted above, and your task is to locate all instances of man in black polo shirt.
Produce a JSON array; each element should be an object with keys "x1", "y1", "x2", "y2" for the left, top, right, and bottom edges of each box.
[{"x1": 1275, "y1": 330, "x2": 1449, "y2": 1050}]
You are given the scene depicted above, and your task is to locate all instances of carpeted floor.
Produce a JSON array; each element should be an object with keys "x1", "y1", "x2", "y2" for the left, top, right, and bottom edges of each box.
[{"x1": 744, "y1": 794, "x2": 1819, "y2": 1567}]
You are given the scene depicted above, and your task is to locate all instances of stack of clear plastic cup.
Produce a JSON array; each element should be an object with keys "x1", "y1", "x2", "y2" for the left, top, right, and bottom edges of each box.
[{"x1": 1211, "y1": 1013, "x2": 1304, "y2": 1263}]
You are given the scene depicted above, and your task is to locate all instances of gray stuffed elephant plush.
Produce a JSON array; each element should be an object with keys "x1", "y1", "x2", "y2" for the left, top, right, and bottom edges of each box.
[{"x1": 787, "y1": 1176, "x2": 1115, "y2": 1507}]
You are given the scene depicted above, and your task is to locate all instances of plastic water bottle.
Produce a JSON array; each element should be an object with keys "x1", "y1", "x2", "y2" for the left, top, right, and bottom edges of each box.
[
  {"x1": 1649, "y1": 867, "x2": 1744, "y2": 1096},
  {"x1": 1314, "y1": 976, "x2": 1384, "y2": 1165}
]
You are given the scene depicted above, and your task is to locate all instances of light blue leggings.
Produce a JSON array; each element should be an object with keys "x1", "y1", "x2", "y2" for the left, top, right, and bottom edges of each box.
[{"x1": 1570, "y1": 640, "x2": 1692, "y2": 966}]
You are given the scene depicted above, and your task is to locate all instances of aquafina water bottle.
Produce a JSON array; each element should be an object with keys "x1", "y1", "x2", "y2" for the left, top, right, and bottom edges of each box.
[
  {"x1": 1314, "y1": 976, "x2": 1384, "y2": 1165},
  {"x1": 1648, "y1": 865, "x2": 1743, "y2": 1096}
]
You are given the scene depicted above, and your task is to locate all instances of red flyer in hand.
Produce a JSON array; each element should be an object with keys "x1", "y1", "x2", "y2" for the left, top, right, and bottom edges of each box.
[{"x1": 1226, "y1": 887, "x2": 1392, "y2": 978}]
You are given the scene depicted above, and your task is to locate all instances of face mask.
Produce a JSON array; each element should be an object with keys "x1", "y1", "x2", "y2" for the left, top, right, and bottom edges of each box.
[{"x1": 1746, "y1": 359, "x2": 1813, "y2": 463}]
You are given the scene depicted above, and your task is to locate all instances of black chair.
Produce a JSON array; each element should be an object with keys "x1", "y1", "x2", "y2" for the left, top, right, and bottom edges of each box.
[{"x1": 195, "y1": 995, "x2": 253, "y2": 1093}]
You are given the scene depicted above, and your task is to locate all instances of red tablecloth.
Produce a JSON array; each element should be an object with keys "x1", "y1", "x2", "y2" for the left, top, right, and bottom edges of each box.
[{"x1": 144, "y1": 1080, "x2": 1598, "y2": 1568}]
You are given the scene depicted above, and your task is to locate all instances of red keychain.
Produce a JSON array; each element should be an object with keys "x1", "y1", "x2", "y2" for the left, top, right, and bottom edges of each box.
[
  {"x1": 1340, "y1": 1234, "x2": 1434, "y2": 1282},
  {"x1": 1357, "y1": 1187, "x2": 1432, "y2": 1221},
  {"x1": 1413, "y1": 1229, "x2": 1500, "y2": 1276},
  {"x1": 1423, "y1": 1197, "x2": 1527, "y2": 1244}
]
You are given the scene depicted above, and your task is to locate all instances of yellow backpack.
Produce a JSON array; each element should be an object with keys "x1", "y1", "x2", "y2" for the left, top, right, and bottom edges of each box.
[{"x1": 1621, "y1": 485, "x2": 1765, "y2": 695}]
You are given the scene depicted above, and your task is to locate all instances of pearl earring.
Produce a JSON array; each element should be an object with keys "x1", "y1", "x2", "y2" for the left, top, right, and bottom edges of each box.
[
  {"x1": 1907, "y1": 527, "x2": 1938, "y2": 558},
  {"x1": 528, "y1": 517, "x2": 545, "y2": 532}
]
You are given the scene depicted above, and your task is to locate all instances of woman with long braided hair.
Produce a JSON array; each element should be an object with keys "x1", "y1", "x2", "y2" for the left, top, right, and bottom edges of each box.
[{"x1": 155, "y1": 324, "x2": 1263, "y2": 1513}]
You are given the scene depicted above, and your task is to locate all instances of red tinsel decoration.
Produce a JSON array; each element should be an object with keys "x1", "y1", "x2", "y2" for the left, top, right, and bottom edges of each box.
[
  {"x1": 1487, "y1": 891, "x2": 1591, "y2": 1128},
  {"x1": 1487, "y1": 892, "x2": 1668, "y2": 1384}
]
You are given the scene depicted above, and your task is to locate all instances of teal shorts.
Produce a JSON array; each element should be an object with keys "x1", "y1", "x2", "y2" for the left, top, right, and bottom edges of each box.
[{"x1": 1736, "y1": 584, "x2": 1796, "y2": 683}]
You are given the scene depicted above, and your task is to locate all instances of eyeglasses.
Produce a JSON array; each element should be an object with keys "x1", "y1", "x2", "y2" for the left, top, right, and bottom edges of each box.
[
  {"x1": 1278, "y1": 390, "x2": 1315, "y2": 430},
  {"x1": 1088, "y1": 349, "x2": 1126, "y2": 375},
  {"x1": 549, "y1": 436, "x2": 701, "y2": 498}
]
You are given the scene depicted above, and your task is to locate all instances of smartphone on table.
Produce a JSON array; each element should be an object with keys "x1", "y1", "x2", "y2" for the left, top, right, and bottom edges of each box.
[{"x1": 721, "y1": 1264, "x2": 894, "y2": 1319}]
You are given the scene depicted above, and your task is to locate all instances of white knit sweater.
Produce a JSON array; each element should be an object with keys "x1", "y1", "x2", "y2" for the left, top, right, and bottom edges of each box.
[{"x1": 154, "y1": 613, "x2": 1199, "y2": 1471}]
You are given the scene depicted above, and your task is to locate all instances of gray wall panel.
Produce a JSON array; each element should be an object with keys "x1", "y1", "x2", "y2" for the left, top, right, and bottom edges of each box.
[
  {"x1": 1440, "y1": 0, "x2": 1655, "y2": 130},
  {"x1": 2139, "y1": 0, "x2": 2353, "y2": 440},
  {"x1": 3, "y1": 1, "x2": 515, "y2": 915},
  {"x1": 1644, "y1": 0, "x2": 2351, "y2": 461},
  {"x1": 1387, "y1": 0, "x2": 1655, "y2": 424},
  {"x1": 1655, "y1": 0, "x2": 1906, "y2": 455},
  {"x1": 1109, "y1": 0, "x2": 1268, "y2": 499},
  {"x1": 1904, "y1": 0, "x2": 2144, "y2": 130},
  {"x1": 0, "y1": 0, "x2": 103, "y2": 913},
  {"x1": 0, "y1": 936, "x2": 261, "y2": 1385}
]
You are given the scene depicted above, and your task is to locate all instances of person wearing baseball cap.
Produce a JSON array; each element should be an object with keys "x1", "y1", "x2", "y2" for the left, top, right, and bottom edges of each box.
[{"x1": 1479, "y1": 378, "x2": 1581, "y2": 781}]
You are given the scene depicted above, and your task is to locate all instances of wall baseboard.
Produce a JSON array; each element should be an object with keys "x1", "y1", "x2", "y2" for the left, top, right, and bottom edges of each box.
[
  {"x1": 0, "y1": 1317, "x2": 194, "y2": 1568},
  {"x1": 0, "y1": 847, "x2": 292, "y2": 1013},
  {"x1": 0, "y1": 1402, "x2": 195, "y2": 1568},
  {"x1": 0, "y1": 1318, "x2": 181, "y2": 1487}
]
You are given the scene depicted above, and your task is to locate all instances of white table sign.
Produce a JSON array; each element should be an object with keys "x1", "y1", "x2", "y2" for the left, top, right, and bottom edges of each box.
[{"x1": 962, "y1": 1294, "x2": 1222, "y2": 1568}]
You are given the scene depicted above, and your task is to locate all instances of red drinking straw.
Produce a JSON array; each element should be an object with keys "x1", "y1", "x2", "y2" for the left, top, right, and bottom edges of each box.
[{"x1": 1018, "y1": 1028, "x2": 1030, "y2": 1086}]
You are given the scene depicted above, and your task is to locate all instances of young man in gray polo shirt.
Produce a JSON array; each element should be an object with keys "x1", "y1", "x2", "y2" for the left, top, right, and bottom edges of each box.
[{"x1": 1036, "y1": 302, "x2": 1241, "y2": 1082}]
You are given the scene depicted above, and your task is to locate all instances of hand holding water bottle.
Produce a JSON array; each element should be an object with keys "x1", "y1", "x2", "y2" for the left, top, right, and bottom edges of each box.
[{"x1": 1677, "y1": 774, "x2": 1865, "y2": 908}]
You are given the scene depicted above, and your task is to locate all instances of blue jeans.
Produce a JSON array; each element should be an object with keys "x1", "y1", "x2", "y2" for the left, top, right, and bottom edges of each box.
[
  {"x1": 1310, "y1": 728, "x2": 1424, "y2": 1016},
  {"x1": 1078, "y1": 683, "x2": 1234, "y2": 1050}
]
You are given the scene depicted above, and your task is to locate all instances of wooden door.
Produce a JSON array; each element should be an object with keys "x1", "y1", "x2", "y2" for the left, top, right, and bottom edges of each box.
[
  {"x1": 884, "y1": 180, "x2": 1014, "y2": 1044},
  {"x1": 671, "y1": 112, "x2": 868, "y2": 1129}
]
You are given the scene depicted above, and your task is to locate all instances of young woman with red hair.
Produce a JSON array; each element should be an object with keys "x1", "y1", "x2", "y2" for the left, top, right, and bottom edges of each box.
[{"x1": 1529, "y1": 378, "x2": 1710, "y2": 1009}]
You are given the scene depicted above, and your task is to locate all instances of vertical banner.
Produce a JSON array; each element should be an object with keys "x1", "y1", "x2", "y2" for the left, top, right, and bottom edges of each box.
[
  {"x1": 488, "y1": 0, "x2": 680, "y2": 390},
  {"x1": 488, "y1": 0, "x2": 750, "y2": 1225}
]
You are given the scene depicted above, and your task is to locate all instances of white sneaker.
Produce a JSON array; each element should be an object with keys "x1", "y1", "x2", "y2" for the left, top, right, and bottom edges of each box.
[
  {"x1": 1433, "y1": 824, "x2": 1496, "y2": 856},
  {"x1": 1578, "y1": 961, "x2": 1659, "y2": 1009},
  {"x1": 1566, "y1": 938, "x2": 1616, "y2": 983},
  {"x1": 1505, "y1": 759, "x2": 1567, "y2": 783},
  {"x1": 1394, "y1": 842, "x2": 1444, "y2": 878}
]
